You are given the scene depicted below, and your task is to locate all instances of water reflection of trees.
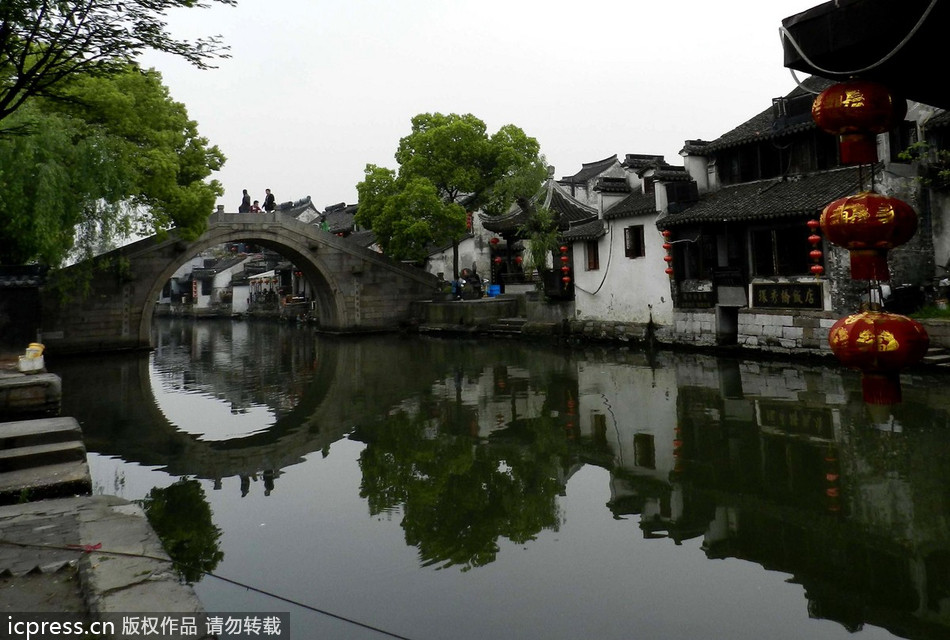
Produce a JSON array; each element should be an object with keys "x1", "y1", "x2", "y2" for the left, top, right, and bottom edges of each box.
[
  {"x1": 353, "y1": 380, "x2": 586, "y2": 571},
  {"x1": 140, "y1": 479, "x2": 224, "y2": 584}
]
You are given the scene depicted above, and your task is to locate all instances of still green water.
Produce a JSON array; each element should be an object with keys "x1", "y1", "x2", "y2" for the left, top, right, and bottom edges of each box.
[{"x1": 48, "y1": 318, "x2": 950, "y2": 640}]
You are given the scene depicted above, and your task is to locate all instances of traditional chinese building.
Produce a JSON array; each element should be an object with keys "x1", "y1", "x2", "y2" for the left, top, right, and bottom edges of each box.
[{"x1": 659, "y1": 75, "x2": 936, "y2": 352}]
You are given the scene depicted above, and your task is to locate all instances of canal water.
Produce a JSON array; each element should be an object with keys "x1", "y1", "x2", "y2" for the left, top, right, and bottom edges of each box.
[{"x1": 48, "y1": 318, "x2": 950, "y2": 640}]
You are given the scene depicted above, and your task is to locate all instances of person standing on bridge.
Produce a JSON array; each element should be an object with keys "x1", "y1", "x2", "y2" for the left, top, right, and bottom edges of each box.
[
  {"x1": 250, "y1": 200, "x2": 261, "y2": 213},
  {"x1": 263, "y1": 188, "x2": 276, "y2": 213},
  {"x1": 239, "y1": 189, "x2": 251, "y2": 213}
]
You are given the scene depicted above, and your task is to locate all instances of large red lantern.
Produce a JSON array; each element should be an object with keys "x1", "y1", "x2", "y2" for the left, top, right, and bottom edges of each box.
[
  {"x1": 820, "y1": 192, "x2": 917, "y2": 281},
  {"x1": 812, "y1": 80, "x2": 906, "y2": 165},
  {"x1": 490, "y1": 237, "x2": 500, "y2": 245},
  {"x1": 828, "y1": 310, "x2": 929, "y2": 404}
]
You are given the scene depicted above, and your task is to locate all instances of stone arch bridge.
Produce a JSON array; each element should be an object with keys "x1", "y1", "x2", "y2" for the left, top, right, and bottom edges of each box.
[{"x1": 39, "y1": 213, "x2": 438, "y2": 354}]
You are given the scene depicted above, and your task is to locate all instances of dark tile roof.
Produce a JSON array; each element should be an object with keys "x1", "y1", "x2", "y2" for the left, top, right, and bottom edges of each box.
[
  {"x1": 480, "y1": 180, "x2": 597, "y2": 234},
  {"x1": 603, "y1": 191, "x2": 656, "y2": 220},
  {"x1": 652, "y1": 167, "x2": 691, "y2": 182},
  {"x1": 702, "y1": 76, "x2": 835, "y2": 153},
  {"x1": 278, "y1": 196, "x2": 318, "y2": 219},
  {"x1": 349, "y1": 230, "x2": 377, "y2": 248},
  {"x1": 658, "y1": 167, "x2": 862, "y2": 228},
  {"x1": 680, "y1": 140, "x2": 711, "y2": 155},
  {"x1": 925, "y1": 110, "x2": 950, "y2": 130},
  {"x1": 192, "y1": 255, "x2": 247, "y2": 278},
  {"x1": 562, "y1": 218, "x2": 606, "y2": 241},
  {"x1": 594, "y1": 176, "x2": 630, "y2": 193},
  {"x1": 622, "y1": 154, "x2": 666, "y2": 170},
  {"x1": 559, "y1": 155, "x2": 618, "y2": 183},
  {"x1": 549, "y1": 184, "x2": 598, "y2": 228},
  {"x1": 317, "y1": 203, "x2": 359, "y2": 233}
]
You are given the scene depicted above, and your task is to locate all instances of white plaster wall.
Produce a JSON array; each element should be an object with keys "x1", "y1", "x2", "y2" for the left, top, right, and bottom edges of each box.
[
  {"x1": 426, "y1": 215, "x2": 492, "y2": 280},
  {"x1": 232, "y1": 284, "x2": 249, "y2": 313},
  {"x1": 573, "y1": 214, "x2": 675, "y2": 326},
  {"x1": 576, "y1": 359, "x2": 678, "y2": 480},
  {"x1": 683, "y1": 155, "x2": 709, "y2": 193},
  {"x1": 933, "y1": 190, "x2": 950, "y2": 269}
]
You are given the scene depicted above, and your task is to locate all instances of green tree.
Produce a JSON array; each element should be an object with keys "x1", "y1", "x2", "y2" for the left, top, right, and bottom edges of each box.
[
  {"x1": 0, "y1": 0, "x2": 235, "y2": 125},
  {"x1": 356, "y1": 113, "x2": 545, "y2": 275},
  {"x1": 0, "y1": 65, "x2": 225, "y2": 265}
]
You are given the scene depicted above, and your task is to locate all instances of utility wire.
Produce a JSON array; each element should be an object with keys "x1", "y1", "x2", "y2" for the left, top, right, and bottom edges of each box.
[{"x1": 0, "y1": 538, "x2": 417, "y2": 640}]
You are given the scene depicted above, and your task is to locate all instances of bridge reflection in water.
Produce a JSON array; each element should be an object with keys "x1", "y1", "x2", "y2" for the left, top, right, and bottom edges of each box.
[{"x1": 50, "y1": 318, "x2": 950, "y2": 640}]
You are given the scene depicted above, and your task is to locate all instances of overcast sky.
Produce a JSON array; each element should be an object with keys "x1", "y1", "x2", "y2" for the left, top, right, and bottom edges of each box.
[{"x1": 141, "y1": 0, "x2": 820, "y2": 212}]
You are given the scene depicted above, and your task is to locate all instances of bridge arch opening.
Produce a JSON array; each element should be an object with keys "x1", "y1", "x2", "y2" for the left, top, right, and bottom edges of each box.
[{"x1": 138, "y1": 228, "x2": 349, "y2": 346}]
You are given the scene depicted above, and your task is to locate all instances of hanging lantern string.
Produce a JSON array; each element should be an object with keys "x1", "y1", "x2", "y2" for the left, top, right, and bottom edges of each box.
[{"x1": 779, "y1": 0, "x2": 938, "y2": 77}]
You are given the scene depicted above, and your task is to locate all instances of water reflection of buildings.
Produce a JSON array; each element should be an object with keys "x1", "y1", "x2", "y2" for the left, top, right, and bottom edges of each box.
[
  {"x1": 575, "y1": 351, "x2": 950, "y2": 639},
  {"x1": 53, "y1": 320, "x2": 950, "y2": 637}
]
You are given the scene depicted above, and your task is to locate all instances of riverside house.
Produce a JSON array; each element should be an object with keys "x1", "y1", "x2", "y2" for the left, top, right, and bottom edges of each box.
[{"x1": 556, "y1": 76, "x2": 946, "y2": 356}]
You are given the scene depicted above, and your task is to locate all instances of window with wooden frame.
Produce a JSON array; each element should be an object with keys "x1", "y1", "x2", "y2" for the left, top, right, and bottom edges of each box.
[
  {"x1": 585, "y1": 240, "x2": 600, "y2": 270},
  {"x1": 624, "y1": 225, "x2": 645, "y2": 259},
  {"x1": 750, "y1": 223, "x2": 812, "y2": 277}
]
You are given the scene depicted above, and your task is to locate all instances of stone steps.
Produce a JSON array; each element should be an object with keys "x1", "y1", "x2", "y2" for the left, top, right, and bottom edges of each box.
[
  {"x1": 0, "y1": 441, "x2": 87, "y2": 472},
  {"x1": 0, "y1": 417, "x2": 91, "y2": 505},
  {"x1": 921, "y1": 346, "x2": 950, "y2": 367},
  {"x1": 0, "y1": 416, "x2": 83, "y2": 449}
]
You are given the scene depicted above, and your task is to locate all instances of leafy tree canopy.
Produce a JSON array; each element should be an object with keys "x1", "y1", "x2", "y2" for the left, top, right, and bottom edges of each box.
[
  {"x1": 356, "y1": 112, "x2": 545, "y2": 266},
  {"x1": 0, "y1": 64, "x2": 225, "y2": 265},
  {"x1": 0, "y1": 0, "x2": 235, "y2": 125}
]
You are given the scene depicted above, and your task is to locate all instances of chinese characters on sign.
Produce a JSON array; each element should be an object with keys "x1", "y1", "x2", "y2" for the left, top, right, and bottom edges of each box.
[
  {"x1": 676, "y1": 290, "x2": 715, "y2": 309},
  {"x1": 751, "y1": 283, "x2": 823, "y2": 310}
]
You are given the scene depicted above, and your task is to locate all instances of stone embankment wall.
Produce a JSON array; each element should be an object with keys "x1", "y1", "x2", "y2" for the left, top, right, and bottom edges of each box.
[{"x1": 416, "y1": 294, "x2": 950, "y2": 359}]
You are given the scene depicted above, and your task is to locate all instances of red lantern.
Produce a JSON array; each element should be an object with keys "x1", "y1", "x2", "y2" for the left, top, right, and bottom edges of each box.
[
  {"x1": 812, "y1": 81, "x2": 906, "y2": 165},
  {"x1": 490, "y1": 237, "x2": 500, "y2": 245},
  {"x1": 828, "y1": 310, "x2": 929, "y2": 404},
  {"x1": 663, "y1": 255, "x2": 673, "y2": 263},
  {"x1": 560, "y1": 255, "x2": 569, "y2": 263},
  {"x1": 514, "y1": 255, "x2": 523, "y2": 265},
  {"x1": 560, "y1": 265, "x2": 570, "y2": 273},
  {"x1": 807, "y1": 219, "x2": 824, "y2": 278},
  {"x1": 561, "y1": 276, "x2": 571, "y2": 284},
  {"x1": 493, "y1": 256, "x2": 502, "y2": 265},
  {"x1": 665, "y1": 267, "x2": 674, "y2": 276},
  {"x1": 662, "y1": 242, "x2": 672, "y2": 251},
  {"x1": 559, "y1": 245, "x2": 568, "y2": 253},
  {"x1": 820, "y1": 192, "x2": 917, "y2": 280},
  {"x1": 662, "y1": 230, "x2": 671, "y2": 238}
]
